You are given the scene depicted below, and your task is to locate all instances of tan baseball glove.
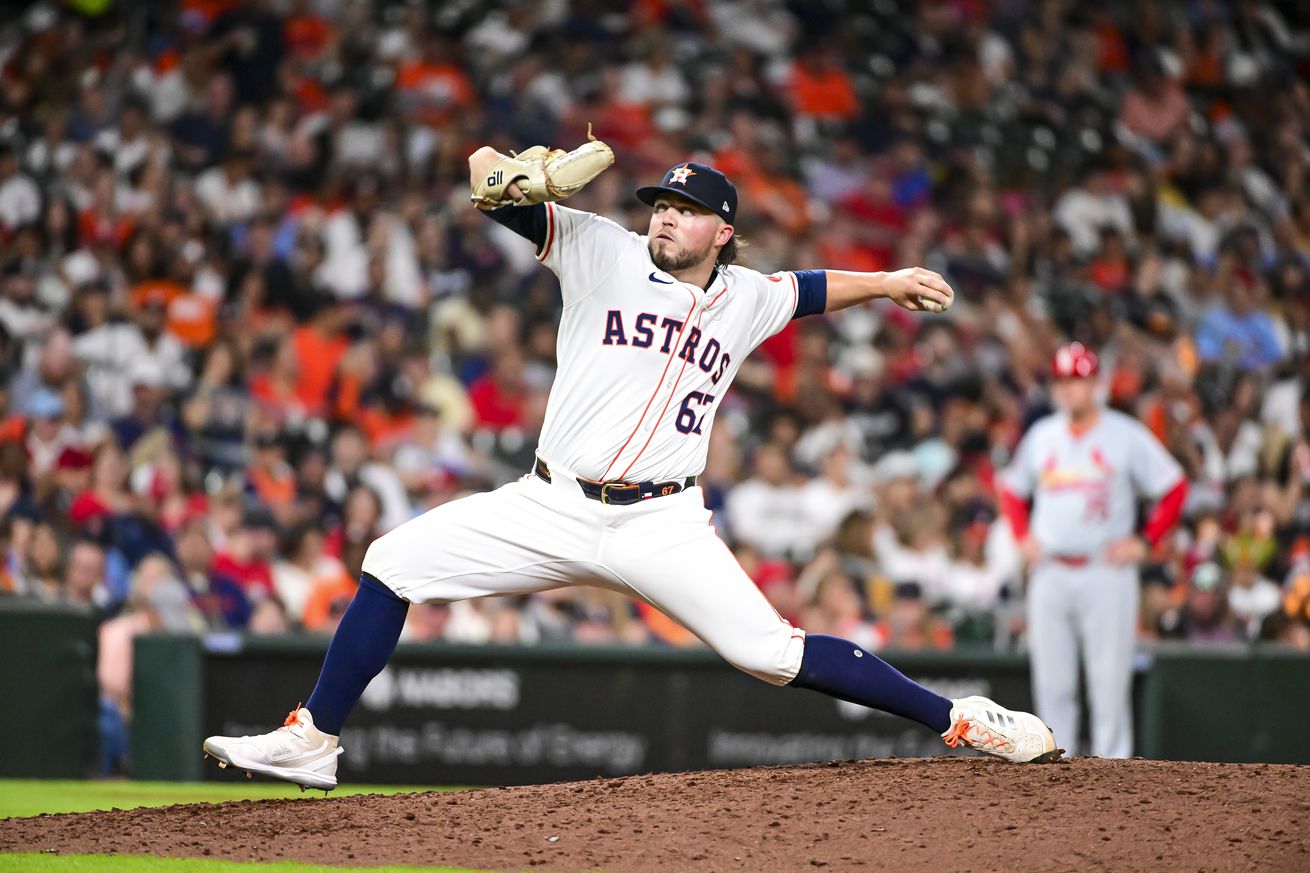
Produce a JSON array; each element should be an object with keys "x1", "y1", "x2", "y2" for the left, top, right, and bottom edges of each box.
[{"x1": 470, "y1": 125, "x2": 615, "y2": 209}]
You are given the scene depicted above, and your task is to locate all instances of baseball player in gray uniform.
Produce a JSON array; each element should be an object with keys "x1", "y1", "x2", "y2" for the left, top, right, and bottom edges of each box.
[
  {"x1": 1000, "y1": 343, "x2": 1187, "y2": 758},
  {"x1": 202, "y1": 139, "x2": 1059, "y2": 790}
]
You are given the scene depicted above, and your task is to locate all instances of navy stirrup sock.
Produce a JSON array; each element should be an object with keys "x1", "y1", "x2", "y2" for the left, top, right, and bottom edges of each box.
[
  {"x1": 790, "y1": 634, "x2": 953, "y2": 733},
  {"x1": 305, "y1": 573, "x2": 409, "y2": 735}
]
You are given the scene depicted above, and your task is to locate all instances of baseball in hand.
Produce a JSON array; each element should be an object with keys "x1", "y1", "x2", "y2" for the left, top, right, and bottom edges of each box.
[{"x1": 918, "y1": 295, "x2": 949, "y2": 313}]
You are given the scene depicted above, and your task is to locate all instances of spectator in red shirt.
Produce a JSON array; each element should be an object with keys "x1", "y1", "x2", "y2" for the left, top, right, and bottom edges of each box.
[
  {"x1": 1119, "y1": 59, "x2": 1191, "y2": 146},
  {"x1": 468, "y1": 348, "x2": 528, "y2": 432},
  {"x1": 69, "y1": 443, "x2": 137, "y2": 531},
  {"x1": 212, "y1": 507, "x2": 279, "y2": 601}
]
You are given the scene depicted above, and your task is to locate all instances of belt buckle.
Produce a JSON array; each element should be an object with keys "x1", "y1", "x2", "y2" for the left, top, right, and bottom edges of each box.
[{"x1": 600, "y1": 482, "x2": 618, "y2": 505}]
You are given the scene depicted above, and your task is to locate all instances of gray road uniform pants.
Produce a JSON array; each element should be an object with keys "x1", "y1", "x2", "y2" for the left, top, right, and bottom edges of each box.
[{"x1": 1026, "y1": 557, "x2": 1139, "y2": 758}]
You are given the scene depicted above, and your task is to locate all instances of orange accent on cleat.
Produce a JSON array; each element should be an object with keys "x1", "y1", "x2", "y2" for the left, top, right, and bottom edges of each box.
[
  {"x1": 282, "y1": 702, "x2": 304, "y2": 728},
  {"x1": 942, "y1": 719, "x2": 969, "y2": 748},
  {"x1": 943, "y1": 718, "x2": 1008, "y2": 752}
]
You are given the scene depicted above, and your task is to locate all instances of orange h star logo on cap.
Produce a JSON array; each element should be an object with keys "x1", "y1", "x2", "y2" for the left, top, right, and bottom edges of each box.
[{"x1": 669, "y1": 164, "x2": 697, "y2": 185}]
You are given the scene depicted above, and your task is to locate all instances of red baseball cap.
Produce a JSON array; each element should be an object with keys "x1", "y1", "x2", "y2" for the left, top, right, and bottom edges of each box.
[{"x1": 1051, "y1": 342, "x2": 1099, "y2": 379}]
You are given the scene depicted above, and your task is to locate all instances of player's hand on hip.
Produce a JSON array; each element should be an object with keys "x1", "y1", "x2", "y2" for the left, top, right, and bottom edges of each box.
[
  {"x1": 1018, "y1": 535, "x2": 1042, "y2": 566},
  {"x1": 1106, "y1": 536, "x2": 1148, "y2": 565},
  {"x1": 884, "y1": 267, "x2": 954, "y2": 313}
]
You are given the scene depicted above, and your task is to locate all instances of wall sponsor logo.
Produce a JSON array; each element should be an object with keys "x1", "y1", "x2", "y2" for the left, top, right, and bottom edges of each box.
[
  {"x1": 706, "y1": 728, "x2": 951, "y2": 765},
  {"x1": 358, "y1": 666, "x2": 521, "y2": 712},
  {"x1": 339, "y1": 722, "x2": 648, "y2": 773}
]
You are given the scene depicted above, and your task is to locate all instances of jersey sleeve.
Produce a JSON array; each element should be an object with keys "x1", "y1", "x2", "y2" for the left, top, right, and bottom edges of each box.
[
  {"x1": 536, "y1": 203, "x2": 634, "y2": 307},
  {"x1": 745, "y1": 271, "x2": 803, "y2": 350},
  {"x1": 483, "y1": 203, "x2": 548, "y2": 247},
  {"x1": 1127, "y1": 419, "x2": 1185, "y2": 498}
]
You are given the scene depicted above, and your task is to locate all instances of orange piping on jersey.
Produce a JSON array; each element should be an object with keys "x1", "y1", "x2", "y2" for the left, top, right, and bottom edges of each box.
[
  {"x1": 617, "y1": 304, "x2": 705, "y2": 480},
  {"x1": 620, "y1": 282, "x2": 736, "y2": 479},
  {"x1": 536, "y1": 202, "x2": 557, "y2": 262},
  {"x1": 601, "y1": 288, "x2": 698, "y2": 480}
]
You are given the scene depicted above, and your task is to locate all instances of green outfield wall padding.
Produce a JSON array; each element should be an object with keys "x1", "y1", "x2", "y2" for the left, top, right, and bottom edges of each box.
[
  {"x1": 1139, "y1": 644, "x2": 1310, "y2": 764},
  {"x1": 0, "y1": 601, "x2": 99, "y2": 778},
  {"x1": 131, "y1": 634, "x2": 205, "y2": 781},
  {"x1": 62, "y1": 615, "x2": 1310, "y2": 782}
]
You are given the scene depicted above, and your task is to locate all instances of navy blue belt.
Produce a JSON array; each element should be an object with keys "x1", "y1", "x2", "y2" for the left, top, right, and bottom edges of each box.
[{"x1": 534, "y1": 456, "x2": 694, "y2": 506}]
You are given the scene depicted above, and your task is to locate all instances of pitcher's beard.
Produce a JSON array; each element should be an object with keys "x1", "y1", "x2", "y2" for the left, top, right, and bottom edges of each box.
[{"x1": 650, "y1": 237, "x2": 714, "y2": 273}]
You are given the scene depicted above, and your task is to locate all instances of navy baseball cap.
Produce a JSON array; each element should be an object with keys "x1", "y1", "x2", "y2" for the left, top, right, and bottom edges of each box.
[{"x1": 636, "y1": 162, "x2": 737, "y2": 225}]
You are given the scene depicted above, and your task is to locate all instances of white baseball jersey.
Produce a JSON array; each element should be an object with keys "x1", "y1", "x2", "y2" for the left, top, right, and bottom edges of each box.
[
  {"x1": 1002, "y1": 408, "x2": 1183, "y2": 557},
  {"x1": 534, "y1": 201, "x2": 802, "y2": 482},
  {"x1": 360, "y1": 200, "x2": 815, "y2": 688}
]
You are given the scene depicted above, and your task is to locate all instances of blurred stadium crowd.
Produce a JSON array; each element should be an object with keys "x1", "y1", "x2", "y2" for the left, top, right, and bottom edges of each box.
[{"x1": 2, "y1": 0, "x2": 1310, "y2": 734}]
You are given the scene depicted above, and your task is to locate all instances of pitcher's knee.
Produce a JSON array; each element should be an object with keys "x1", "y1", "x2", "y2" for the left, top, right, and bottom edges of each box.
[
  {"x1": 720, "y1": 629, "x2": 806, "y2": 687},
  {"x1": 361, "y1": 529, "x2": 406, "y2": 590}
]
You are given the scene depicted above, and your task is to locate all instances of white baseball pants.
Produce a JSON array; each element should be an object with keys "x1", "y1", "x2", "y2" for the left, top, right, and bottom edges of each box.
[
  {"x1": 362, "y1": 467, "x2": 806, "y2": 685},
  {"x1": 1026, "y1": 559, "x2": 1139, "y2": 758}
]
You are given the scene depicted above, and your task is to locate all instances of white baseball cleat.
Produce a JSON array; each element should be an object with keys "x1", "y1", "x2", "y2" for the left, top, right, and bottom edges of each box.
[
  {"x1": 203, "y1": 705, "x2": 343, "y2": 790},
  {"x1": 941, "y1": 696, "x2": 1063, "y2": 764}
]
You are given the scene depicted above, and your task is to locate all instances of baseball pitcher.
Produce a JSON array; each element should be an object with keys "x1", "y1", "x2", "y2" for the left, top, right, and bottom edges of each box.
[
  {"x1": 203, "y1": 136, "x2": 1059, "y2": 790},
  {"x1": 1000, "y1": 343, "x2": 1187, "y2": 758}
]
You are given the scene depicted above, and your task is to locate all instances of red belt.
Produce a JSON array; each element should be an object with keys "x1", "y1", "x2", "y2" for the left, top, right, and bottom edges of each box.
[{"x1": 1049, "y1": 555, "x2": 1090, "y2": 567}]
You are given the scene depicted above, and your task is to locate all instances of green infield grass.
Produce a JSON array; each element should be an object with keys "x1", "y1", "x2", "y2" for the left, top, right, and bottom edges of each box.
[
  {"x1": 0, "y1": 779, "x2": 456, "y2": 820},
  {"x1": 0, "y1": 780, "x2": 492, "y2": 873}
]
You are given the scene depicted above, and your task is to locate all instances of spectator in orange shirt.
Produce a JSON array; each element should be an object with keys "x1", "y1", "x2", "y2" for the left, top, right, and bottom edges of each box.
[
  {"x1": 274, "y1": 521, "x2": 354, "y2": 627},
  {"x1": 247, "y1": 429, "x2": 297, "y2": 522},
  {"x1": 302, "y1": 572, "x2": 358, "y2": 635},
  {"x1": 283, "y1": 0, "x2": 336, "y2": 61},
  {"x1": 395, "y1": 33, "x2": 475, "y2": 128},
  {"x1": 574, "y1": 65, "x2": 654, "y2": 153},
  {"x1": 249, "y1": 333, "x2": 309, "y2": 422},
  {"x1": 1088, "y1": 228, "x2": 1133, "y2": 294},
  {"x1": 291, "y1": 304, "x2": 352, "y2": 416},
  {"x1": 788, "y1": 47, "x2": 860, "y2": 121},
  {"x1": 816, "y1": 220, "x2": 884, "y2": 274},
  {"x1": 743, "y1": 146, "x2": 814, "y2": 238}
]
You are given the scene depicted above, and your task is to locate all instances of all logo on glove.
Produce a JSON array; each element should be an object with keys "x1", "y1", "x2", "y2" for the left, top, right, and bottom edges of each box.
[{"x1": 471, "y1": 125, "x2": 615, "y2": 209}]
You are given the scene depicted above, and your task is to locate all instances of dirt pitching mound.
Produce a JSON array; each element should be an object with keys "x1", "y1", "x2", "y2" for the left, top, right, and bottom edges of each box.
[{"x1": 4, "y1": 758, "x2": 1309, "y2": 872}]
